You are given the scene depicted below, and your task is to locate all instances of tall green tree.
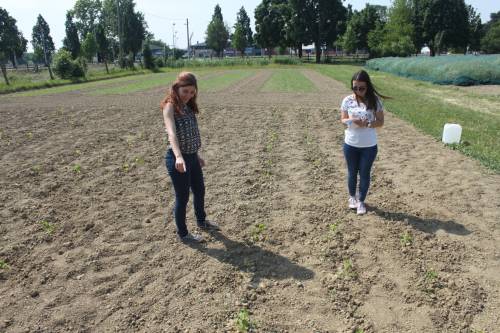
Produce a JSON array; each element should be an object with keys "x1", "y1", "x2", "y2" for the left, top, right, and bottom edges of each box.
[
  {"x1": 0, "y1": 7, "x2": 27, "y2": 84},
  {"x1": 81, "y1": 32, "x2": 97, "y2": 62},
  {"x1": 121, "y1": 1, "x2": 146, "y2": 61},
  {"x1": 481, "y1": 21, "x2": 500, "y2": 54},
  {"x1": 63, "y1": 12, "x2": 81, "y2": 59},
  {"x1": 341, "y1": 4, "x2": 384, "y2": 56},
  {"x1": 254, "y1": 0, "x2": 289, "y2": 58},
  {"x1": 142, "y1": 41, "x2": 155, "y2": 70},
  {"x1": 72, "y1": 0, "x2": 102, "y2": 38},
  {"x1": 310, "y1": 0, "x2": 347, "y2": 63},
  {"x1": 101, "y1": 0, "x2": 146, "y2": 66},
  {"x1": 206, "y1": 4, "x2": 230, "y2": 57},
  {"x1": 288, "y1": 0, "x2": 313, "y2": 57},
  {"x1": 369, "y1": 0, "x2": 415, "y2": 57},
  {"x1": 232, "y1": 6, "x2": 253, "y2": 56},
  {"x1": 9, "y1": 32, "x2": 28, "y2": 68},
  {"x1": 466, "y1": 5, "x2": 482, "y2": 52},
  {"x1": 422, "y1": 0, "x2": 469, "y2": 55},
  {"x1": 32, "y1": 14, "x2": 55, "y2": 79},
  {"x1": 95, "y1": 23, "x2": 110, "y2": 73}
]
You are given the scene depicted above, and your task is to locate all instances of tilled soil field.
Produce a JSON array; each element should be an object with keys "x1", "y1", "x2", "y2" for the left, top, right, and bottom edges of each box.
[{"x1": 0, "y1": 69, "x2": 499, "y2": 333}]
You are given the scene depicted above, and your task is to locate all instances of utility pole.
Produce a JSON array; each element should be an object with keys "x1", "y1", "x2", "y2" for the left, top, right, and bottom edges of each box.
[
  {"x1": 172, "y1": 23, "x2": 176, "y2": 60},
  {"x1": 185, "y1": 18, "x2": 190, "y2": 59}
]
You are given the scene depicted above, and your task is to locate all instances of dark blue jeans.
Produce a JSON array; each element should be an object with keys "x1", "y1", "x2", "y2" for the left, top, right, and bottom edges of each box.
[
  {"x1": 165, "y1": 149, "x2": 206, "y2": 237},
  {"x1": 343, "y1": 143, "x2": 378, "y2": 202}
]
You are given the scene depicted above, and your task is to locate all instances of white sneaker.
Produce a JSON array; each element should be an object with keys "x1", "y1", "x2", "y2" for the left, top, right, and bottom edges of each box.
[
  {"x1": 180, "y1": 233, "x2": 204, "y2": 243},
  {"x1": 348, "y1": 196, "x2": 358, "y2": 209},
  {"x1": 357, "y1": 202, "x2": 367, "y2": 215}
]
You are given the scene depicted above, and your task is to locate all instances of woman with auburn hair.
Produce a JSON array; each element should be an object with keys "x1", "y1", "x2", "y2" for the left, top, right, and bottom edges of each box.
[
  {"x1": 161, "y1": 72, "x2": 218, "y2": 243},
  {"x1": 340, "y1": 70, "x2": 387, "y2": 215}
]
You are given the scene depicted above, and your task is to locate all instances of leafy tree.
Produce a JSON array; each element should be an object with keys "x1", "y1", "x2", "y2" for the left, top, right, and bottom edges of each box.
[
  {"x1": 466, "y1": 5, "x2": 482, "y2": 52},
  {"x1": 232, "y1": 22, "x2": 246, "y2": 57},
  {"x1": 122, "y1": 0, "x2": 146, "y2": 62},
  {"x1": 340, "y1": 4, "x2": 385, "y2": 56},
  {"x1": 302, "y1": 0, "x2": 348, "y2": 63},
  {"x1": 9, "y1": 32, "x2": 28, "y2": 68},
  {"x1": 288, "y1": 0, "x2": 313, "y2": 57},
  {"x1": 481, "y1": 21, "x2": 500, "y2": 54},
  {"x1": 409, "y1": 0, "x2": 431, "y2": 51},
  {"x1": 63, "y1": 12, "x2": 81, "y2": 59},
  {"x1": 81, "y1": 32, "x2": 97, "y2": 62},
  {"x1": 32, "y1": 14, "x2": 55, "y2": 79},
  {"x1": 101, "y1": 0, "x2": 146, "y2": 67},
  {"x1": 369, "y1": 0, "x2": 415, "y2": 57},
  {"x1": 422, "y1": 0, "x2": 469, "y2": 55},
  {"x1": 95, "y1": 23, "x2": 110, "y2": 73},
  {"x1": 72, "y1": 0, "x2": 102, "y2": 37},
  {"x1": 206, "y1": 4, "x2": 230, "y2": 57},
  {"x1": 0, "y1": 7, "x2": 27, "y2": 84},
  {"x1": 53, "y1": 48, "x2": 86, "y2": 79},
  {"x1": 254, "y1": 0, "x2": 289, "y2": 58},
  {"x1": 142, "y1": 41, "x2": 155, "y2": 70},
  {"x1": 232, "y1": 7, "x2": 253, "y2": 56}
]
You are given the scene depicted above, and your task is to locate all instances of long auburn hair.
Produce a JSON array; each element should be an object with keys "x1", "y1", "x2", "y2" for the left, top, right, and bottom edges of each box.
[
  {"x1": 351, "y1": 70, "x2": 389, "y2": 110},
  {"x1": 160, "y1": 72, "x2": 199, "y2": 115}
]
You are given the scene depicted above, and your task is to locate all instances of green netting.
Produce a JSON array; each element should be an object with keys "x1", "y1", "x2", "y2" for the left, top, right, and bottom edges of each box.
[{"x1": 366, "y1": 55, "x2": 500, "y2": 86}]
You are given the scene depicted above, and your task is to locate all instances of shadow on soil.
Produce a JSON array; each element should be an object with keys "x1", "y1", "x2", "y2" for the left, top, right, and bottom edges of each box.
[
  {"x1": 373, "y1": 208, "x2": 472, "y2": 236},
  {"x1": 187, "y1": 230, "x2": 315, "y2": 283}
]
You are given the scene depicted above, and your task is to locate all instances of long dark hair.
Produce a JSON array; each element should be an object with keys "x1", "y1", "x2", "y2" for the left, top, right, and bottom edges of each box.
[
  {"x1": 351, "y1": 70, "x2": 388, "y2": 110},
  {"x1": 160, "y1": 72, "x2": 199, "y2": 115}
]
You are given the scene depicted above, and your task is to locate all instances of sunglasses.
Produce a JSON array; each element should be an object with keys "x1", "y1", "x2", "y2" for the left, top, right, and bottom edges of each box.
[{"x1": 352, "y1": 86, "x2": 367, "y2": 92}]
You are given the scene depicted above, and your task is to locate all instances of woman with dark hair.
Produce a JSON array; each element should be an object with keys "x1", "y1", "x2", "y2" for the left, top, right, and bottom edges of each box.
[
  {"x1": 161, "y1": 72, "x2": 218, "y2": 242},
  {"x1": 340, "y1": 70, "x2": 386, "y2": 215}
]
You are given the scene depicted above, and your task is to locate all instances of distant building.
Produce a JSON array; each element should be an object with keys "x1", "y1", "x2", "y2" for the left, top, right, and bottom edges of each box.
[{"x1": 191, "y1": 42, "x2": 215, "y2": 58}]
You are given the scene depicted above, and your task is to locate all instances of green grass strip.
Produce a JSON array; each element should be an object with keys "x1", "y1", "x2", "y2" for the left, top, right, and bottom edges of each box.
[
  {"x1": 90, "y1": 72, "x2": 179, "y2": 95},
  {"x1": 313, "y1": 64, "x2": 500, "y2": 173},
  {"x1": 261, "y1": 69, "x2": 317, "y2": 92},
  {"x1": 198, "y1": 70, "x2": 255, "y2": 92}
]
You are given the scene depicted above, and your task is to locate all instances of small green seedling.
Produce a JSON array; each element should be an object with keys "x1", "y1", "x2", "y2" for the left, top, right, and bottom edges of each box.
[
  {"x1": 251, "y1": 223, "x2": 266, "y2": 242},
  {"x1": 236, "y1": 309, "x2": 252, "y2": 332},
  {"x1": 39, "y1": 220, "x2": 55, "y2": 235},
  {"x1": 355, "y1": 329, "x2": 365, "y2": 333},
  {"x1": 329, "y1": 221, "x2": 342, "y2": 235},
  {"x1": 340, "y1": 258, "x2": 357, "y2": 279},
  {"x1": 400, "y1": 231, "x2": 413, "y2": 246},
  {"x1": 74, "y1": 149, "x2": 82, "y2": 156},
  {"x1": 134, "y1": 157, "x2": 145, "y2": 166},
  {"x1": 0, "y1": 259, "x2": 9, "y2": 269},
  {"x1": 123, "y1": 163, "x2": 130, "y2": 172},
  {"x1": 425, "y1": 269, "x2": 438, "y2": 282},
  {"x1": 32, "y1": 165, "x2": 41, "y2": 175},
  {"x1": 26, "y1": 132, "x2": 33, "y2": 139},
  {"x1": 72, "y1": 164, "x2": 81, "y2": 173}
]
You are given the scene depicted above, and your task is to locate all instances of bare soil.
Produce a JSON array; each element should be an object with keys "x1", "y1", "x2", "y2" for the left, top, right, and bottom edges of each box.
[{"x1": 0, "y1": 69, "x2": 499, "y2": 333}]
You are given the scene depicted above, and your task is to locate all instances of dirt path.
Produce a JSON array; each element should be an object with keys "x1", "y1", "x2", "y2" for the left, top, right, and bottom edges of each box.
[{"x1": 0, "y1": 69, "x2": 498, "y2": 332}]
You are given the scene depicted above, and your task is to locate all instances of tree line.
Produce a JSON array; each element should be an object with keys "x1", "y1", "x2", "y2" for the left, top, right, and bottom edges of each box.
[
  {"x1": 1, "y1": 0, "x2": 500, "y2": 85},
  {"x1": 206, "y1": 0, "x2": 500, "y2": 61}
]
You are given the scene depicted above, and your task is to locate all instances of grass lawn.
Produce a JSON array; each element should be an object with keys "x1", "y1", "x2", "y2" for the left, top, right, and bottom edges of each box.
[{"x1": 261, "y1": 69, "x2": 316, "y2": 93}]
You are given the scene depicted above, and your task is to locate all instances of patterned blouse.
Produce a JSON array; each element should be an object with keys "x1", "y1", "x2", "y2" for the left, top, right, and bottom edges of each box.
[{"x1": 172, "y1": 105, "x2": 201, "y2": 154}]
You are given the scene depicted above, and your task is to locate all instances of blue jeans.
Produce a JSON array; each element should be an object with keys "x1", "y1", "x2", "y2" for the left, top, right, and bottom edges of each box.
[
  {"x1": 165, "y1": 149, "x2": 206, "y2": 237},
  {"x1": 343, "y1": 143, "x2": 378, "y2": 202}
]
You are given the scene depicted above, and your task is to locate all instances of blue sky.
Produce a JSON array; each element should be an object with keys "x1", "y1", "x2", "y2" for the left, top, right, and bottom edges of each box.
[{"x1": 1, "y1": 0, "x2": 497, "y2": 51}]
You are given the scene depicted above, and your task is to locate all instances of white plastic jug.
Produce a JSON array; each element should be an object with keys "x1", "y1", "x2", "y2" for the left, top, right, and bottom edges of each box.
[{"x1": 442, "y1": 123, "x2": 462, "y2": 144}]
